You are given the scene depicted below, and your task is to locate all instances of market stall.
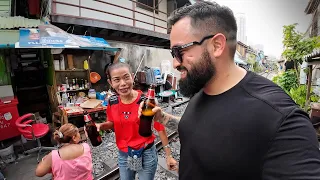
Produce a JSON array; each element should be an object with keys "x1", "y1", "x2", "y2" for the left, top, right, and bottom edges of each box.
[{"x1": 0, "y1": 24, "x2": 121, "y2": 143}]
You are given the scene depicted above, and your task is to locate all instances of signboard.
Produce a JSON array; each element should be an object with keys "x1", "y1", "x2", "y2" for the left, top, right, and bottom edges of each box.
[
  {"x1": 76, "y1": 35, "x2": 111, "y2": 47},
  {"x1": 16, "y1": 24, "x2": 120, "y2": 51},
  {"x1": 0, "y1": 98, "x2": 20, "y2": 141},
  {"x1": 18, "y1": 28, "x2": 41, "y2": 47}
]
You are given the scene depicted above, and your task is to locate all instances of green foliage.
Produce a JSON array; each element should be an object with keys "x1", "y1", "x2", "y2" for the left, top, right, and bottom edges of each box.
[
  {"x1": 247, "y1": 54, "x2": 263, "y2": 73},
  {"x1": 252, "y1": 62, "x2": 262, "y2": 73},
  {"x1": 272, "y1": 70, "x2": 298, "y2": 93},
  {"x1": 282, "y1": 24, "x2": 320, "y2": 83},
  {"x1": 272, "y1": 74, "x2": 280, "y2": 84},
  {"x1": 247, "y1": 54, "x2": 256, "y2": 64},
  {"x1": 282, "y1": 24, "x2": 320, "y2": 65},
  {"x1": 288, "y1": 85, "x2": 319, "y2": 110},
  {"x1": 273, "y1": 71, "x2": 320, "y2": 110}
]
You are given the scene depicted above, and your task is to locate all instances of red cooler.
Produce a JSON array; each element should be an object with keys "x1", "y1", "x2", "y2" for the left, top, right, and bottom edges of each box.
[{"x1": 0, "y1": 96, "x2": 20, "y2": 141}]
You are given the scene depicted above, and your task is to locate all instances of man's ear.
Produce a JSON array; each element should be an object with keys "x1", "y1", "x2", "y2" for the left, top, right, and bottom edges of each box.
[
  {"x1": 208, "y1": 33, "x2": 226, "y2": 58},
  {"x1": 131, "y1": 73, "x2": 134, "y2": 79}
]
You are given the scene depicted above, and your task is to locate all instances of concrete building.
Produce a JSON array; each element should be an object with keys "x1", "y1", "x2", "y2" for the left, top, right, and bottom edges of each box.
[
  {"x1": 50, "y1": 0, "x2": 192, "y2": 75},
  {"x1": 236, "y1": 41, "x2": 257, "y2": 60},
  {"x1": 304, "y1": 0, "x2": 319, "y2": 62},
  {"x1": 236, "y1": 13, "x2": 247, "y2": 44},
  {"x1": 305, "y1": 0, "x2": 319, "y2": 37},
  {"x1": 303, "y1": 0, "x2": 320, "y2": 85}
]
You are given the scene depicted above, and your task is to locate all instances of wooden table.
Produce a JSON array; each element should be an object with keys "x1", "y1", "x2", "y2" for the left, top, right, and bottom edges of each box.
[
  {"x1": 53, "y1": 106, "x2": 107, "y2": 128},
  {"x1": 53, "y1": 106, "x2": 107, "y2": 141}
]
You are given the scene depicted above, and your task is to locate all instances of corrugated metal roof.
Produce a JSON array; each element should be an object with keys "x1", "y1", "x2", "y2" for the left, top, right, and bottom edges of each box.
[
  {"x1": 0, "y1": 0, "x2": 11, "y2": 17},
  {"x1": 305, "y1": 48, "x2": 320, "y2": 61},
  {"x1": 0, "y1": 30, "x2": 19, "y2": 47},
  {"x1": 0, "y1": 16, "x2": 42, "y2": 29}
]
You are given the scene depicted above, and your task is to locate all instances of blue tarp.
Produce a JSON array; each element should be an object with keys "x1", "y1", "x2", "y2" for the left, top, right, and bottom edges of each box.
[{"x1": 3, "y1": 24, "x2": 120, "y2": 52}]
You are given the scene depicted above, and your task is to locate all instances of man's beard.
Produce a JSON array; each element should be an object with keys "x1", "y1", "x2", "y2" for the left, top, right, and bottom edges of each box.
[{"x1": 178, "y1": 50, "x2": 215, "y2": 97}]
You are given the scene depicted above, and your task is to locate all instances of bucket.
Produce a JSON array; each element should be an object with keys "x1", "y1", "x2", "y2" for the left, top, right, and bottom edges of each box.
[{"x1": 0, "y1": 144, "x2": 16, "y2": 163}]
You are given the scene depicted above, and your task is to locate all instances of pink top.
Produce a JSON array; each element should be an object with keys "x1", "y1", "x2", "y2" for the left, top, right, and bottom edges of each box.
[{"x1": 51, "y1": 143, "x2": 93, "y2": 180}]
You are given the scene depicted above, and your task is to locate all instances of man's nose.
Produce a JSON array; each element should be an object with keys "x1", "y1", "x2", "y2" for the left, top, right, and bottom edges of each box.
[{"x1": 173, "y1": 58, "x2": 181, "y2": 69}]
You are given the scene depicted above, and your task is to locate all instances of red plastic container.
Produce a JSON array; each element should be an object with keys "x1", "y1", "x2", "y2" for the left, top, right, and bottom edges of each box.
[
  {"x1": 0, "y1": 97, "x2": 20, "y2": 141},
  {"x1": 28, "y1": 0, "x2": 40, "y2": 16}
]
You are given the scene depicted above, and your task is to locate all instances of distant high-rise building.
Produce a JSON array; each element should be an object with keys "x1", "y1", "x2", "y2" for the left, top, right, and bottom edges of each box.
[{"x1": 236, "y1": 13, "x2": 247, "y2": 44}]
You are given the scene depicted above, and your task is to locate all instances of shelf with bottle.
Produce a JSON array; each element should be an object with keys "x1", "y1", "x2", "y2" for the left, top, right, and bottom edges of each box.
[
  {"x1": 58, "y1": 76, "x2": 90, "y2": 92},
  {"x1": 55, "y1": 69, "x2": 88, "y2": 72},
  {"x1": 58, "y1": 88, "x2": 90, "y2": 93}
]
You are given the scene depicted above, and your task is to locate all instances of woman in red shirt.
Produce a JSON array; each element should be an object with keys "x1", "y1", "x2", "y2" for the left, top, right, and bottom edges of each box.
[{"x1": 97, "y1": 62, "x2": 177, "y2": 180}]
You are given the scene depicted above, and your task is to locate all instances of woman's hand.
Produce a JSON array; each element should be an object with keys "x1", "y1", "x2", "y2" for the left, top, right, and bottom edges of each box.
[
  {"x1": 138, "y1": 101, "x2": 163, "y2": 122},
  {"x1": 166, "y1": 155, "x2": 178, "y2": 171},
  {"x1": 95, "y1": 123, "x2": 101, "y2": 132}
]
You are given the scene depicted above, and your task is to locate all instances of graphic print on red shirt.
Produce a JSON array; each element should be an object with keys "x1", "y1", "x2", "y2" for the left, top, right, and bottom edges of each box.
[{"x1": 107, "y1": 91, "x2": 164, "y2": 152}]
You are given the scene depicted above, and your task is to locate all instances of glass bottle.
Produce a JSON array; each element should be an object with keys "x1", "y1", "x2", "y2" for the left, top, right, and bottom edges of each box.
[
  {"x1": 139, "y1": 84, "x2": 156, "y2": 137},
  {"x1": 84, "y1": 111, "x2": 102, "y2": 147}
]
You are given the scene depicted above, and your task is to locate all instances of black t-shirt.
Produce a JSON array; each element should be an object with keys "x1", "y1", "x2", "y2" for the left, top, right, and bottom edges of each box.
[{"x1": 178, "y1": 71, "x2": 320, "y2": 180}]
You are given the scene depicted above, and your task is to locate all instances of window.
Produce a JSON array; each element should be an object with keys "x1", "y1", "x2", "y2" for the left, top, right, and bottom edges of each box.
[{"x1": 137, "y1": 0, "x2": 159, "y2": 14}]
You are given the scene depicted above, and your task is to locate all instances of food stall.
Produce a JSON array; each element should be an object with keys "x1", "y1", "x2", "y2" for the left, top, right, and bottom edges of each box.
[{"x1": 1, "y1": 24, "x2": 121, "y2": 142}]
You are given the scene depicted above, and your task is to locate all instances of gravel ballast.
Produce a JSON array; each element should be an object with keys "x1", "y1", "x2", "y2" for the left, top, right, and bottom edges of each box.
[{"x1": 89, "y1": 101, "x2": 188, "y2": 178}]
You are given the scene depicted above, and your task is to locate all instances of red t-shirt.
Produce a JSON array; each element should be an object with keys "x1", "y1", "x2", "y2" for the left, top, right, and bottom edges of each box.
[{"x1": 107, "y1": 90, "x2": 165, "y2": 152}]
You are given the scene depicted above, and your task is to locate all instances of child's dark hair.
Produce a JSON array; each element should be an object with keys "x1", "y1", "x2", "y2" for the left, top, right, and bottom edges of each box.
[{"x1": 104, "y1": 62, "x2": 132, "y2": 80}]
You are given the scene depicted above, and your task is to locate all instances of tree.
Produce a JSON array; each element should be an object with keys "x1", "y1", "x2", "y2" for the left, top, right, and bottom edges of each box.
[
  {"x1": 277, "y1": 23, "x2": 320, "y2": 110},
  {"x1": 247, "y1": 53, "x2": 261, "y2": 72},
  {"x1": 282, "y1": 23, "x2": 320, "y2": 81}
]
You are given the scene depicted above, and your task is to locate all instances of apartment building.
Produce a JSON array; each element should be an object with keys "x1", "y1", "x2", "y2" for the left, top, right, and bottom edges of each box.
[{"x1": 50, "y1": 0, "x2": 192, "y2": 71}]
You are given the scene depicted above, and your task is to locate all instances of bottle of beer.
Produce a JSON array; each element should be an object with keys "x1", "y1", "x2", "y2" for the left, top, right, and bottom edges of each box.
[
  {"x1": 139, "y1": 85, "x2": 157, "y2": 137},
  {"x1": 84, "y1": 111, "x2": 102, "y2": 146}
]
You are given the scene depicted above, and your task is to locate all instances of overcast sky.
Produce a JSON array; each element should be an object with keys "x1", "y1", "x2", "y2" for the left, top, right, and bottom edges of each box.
[{"x1": 207, "y1": 0, "x2": 312, "y2": 59}]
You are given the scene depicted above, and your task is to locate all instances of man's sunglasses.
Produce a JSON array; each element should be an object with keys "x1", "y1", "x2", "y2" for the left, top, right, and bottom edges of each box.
[{"x1": 170, "y1": 34, "x2": 216, "y2": 63}]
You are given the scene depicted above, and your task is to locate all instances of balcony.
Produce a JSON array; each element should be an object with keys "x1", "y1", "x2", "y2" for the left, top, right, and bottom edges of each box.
[{"x1": 50, "y1": 0, "x2": 171, "y2": 48}]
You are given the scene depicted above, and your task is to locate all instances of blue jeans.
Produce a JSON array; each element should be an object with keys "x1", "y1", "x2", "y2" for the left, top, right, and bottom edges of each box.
[
  {"x1": 0, "y1": 171, "x2": 4, "y2": 180},
  {"x1": 118, "y1": 145, "x2": 158, "y2": 180}
]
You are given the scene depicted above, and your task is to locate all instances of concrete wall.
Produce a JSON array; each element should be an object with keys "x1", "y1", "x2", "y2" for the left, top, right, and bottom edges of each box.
[
  {"x1": 54, "y1": 0, "x2": 168, "y2": 34},
  {"x1": 236, "y1": 44, "x2": 246, "y2": 58},
  {"x1": 109, "y1": 41, "x2": 180, "y2": 79}
]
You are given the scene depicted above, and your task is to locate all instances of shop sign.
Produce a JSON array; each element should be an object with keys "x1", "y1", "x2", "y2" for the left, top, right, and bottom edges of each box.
[{"x1": 0, "y1": 112, "x2": 12, "y2": 129}]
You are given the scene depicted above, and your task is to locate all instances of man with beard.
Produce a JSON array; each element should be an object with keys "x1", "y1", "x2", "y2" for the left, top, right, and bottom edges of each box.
[{"x1": 139, "y1": 1, "x2": 320, "y2": 180}]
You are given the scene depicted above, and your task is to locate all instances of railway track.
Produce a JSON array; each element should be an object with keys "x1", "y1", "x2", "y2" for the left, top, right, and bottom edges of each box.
[
  {"x1": 94, "y1": 98, "x2": 189, "y2": 180},
  {"x1": 95, "y1": 131, "x2": 179, "y2": 180}
]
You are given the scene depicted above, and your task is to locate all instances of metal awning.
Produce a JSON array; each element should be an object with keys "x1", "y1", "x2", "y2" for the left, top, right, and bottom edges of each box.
[
  {"x1": 0, "y1": 30, "x2": 19, "y2": 48},
  {"x1": 0, "y1": 24, "x2": 121, "y2": 52},
  {"x1": 304, "y1": 48, "x2": 320, "y2": 62},
  {"x1": 0, "y1": 16, "x2": 41, "y2": 29}
]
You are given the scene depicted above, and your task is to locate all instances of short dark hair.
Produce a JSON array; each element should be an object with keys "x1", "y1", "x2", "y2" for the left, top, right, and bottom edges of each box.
[
  {"x1": 168, "y1": 1, "x2": 237, "y2": 58},
  {"x1": 104, "y1": 62, "x2": 132, "y2": 80}
]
